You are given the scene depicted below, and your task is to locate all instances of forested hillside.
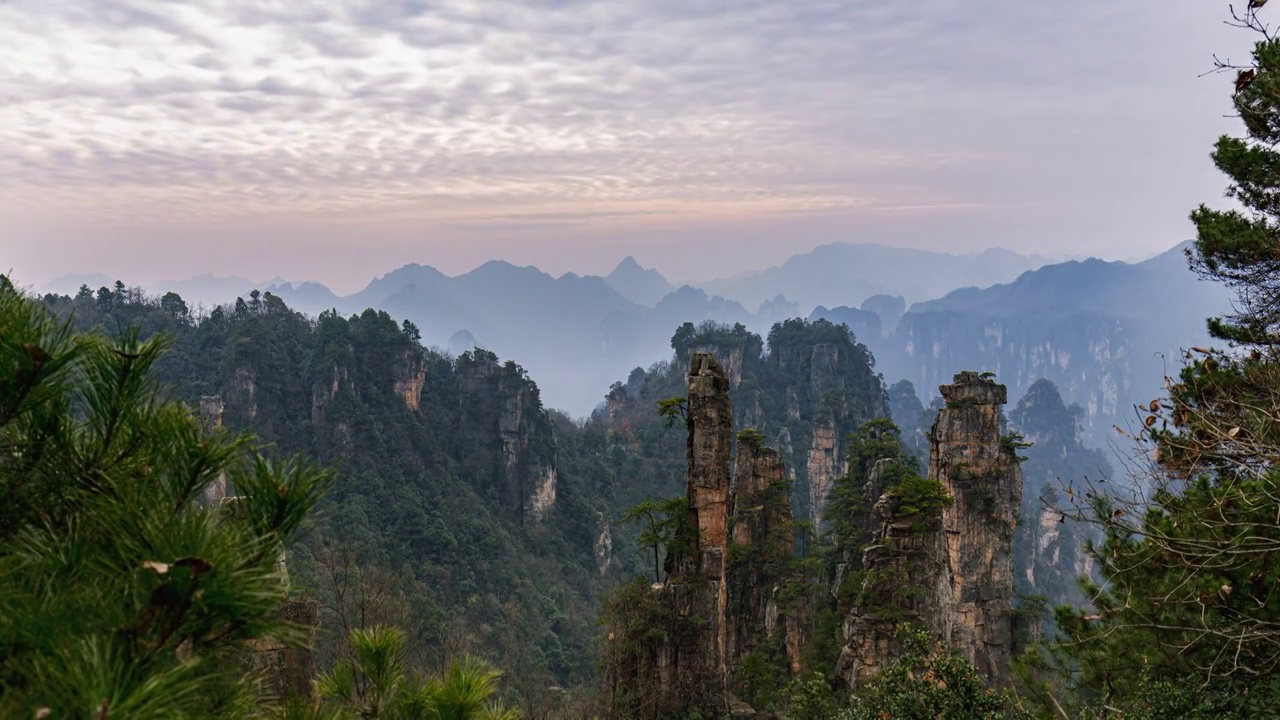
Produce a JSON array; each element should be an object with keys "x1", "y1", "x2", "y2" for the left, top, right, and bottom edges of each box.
[
  {"x1": 26, "y1": 284, "x2": 902, "y2": 710},
  {"x1": 597, "y1": 318, "x2": 889, "y2": 529},
  {"x1": 27, "y1": 280, "x2": 1143, "y2": 717},
  {"x1": 33, "y1": 283, "x2": 646, "y2": 715}
]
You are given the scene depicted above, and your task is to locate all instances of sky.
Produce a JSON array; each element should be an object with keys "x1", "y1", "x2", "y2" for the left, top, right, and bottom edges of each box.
[{"x1": 0, "y1": 0, "x2": 1258, "y2": 294}]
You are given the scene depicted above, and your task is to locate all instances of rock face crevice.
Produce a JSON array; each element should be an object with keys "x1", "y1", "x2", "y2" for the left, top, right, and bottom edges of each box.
[{"x1": 837, "y1": 371, "x2": 1021, "y2": 687}]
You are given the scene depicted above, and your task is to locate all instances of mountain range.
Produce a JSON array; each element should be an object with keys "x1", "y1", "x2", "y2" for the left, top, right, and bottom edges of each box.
[
  {"x1": 832, "y1": 241, "x2": 1230, "y2": 447},
  {"x1": 699, "y1": 243, "x2": 1055, "y2": 311},
  {"x1": 32, "y1": 241, "x2": 1227, "y2": 437}
]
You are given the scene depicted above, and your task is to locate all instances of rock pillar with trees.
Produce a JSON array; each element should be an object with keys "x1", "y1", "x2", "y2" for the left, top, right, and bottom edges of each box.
[
  {"x1": 601, "y1": 352, "x2": 733, "y2": 718},
  {"x1": 836, "y1": 371, "x2": 1021, "y2": 687}
]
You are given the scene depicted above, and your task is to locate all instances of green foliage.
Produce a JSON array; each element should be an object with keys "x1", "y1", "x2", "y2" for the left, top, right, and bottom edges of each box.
[
  {"x1": 999, "y1": 431, "x2": 1032, "y2": 463},
  {"x1": 1046, "y1": 19, "x2": 1280, "y2": 716},
  {"x1": 736, "y1": 645, "x2": 792, "y2": 712},
  {"x1": 884, "y1": 474, "x2": 952, "y2": 521},
  {"x1": 827, "y1": 419, "x2": 930, "y2": 549},
  {"x1": 28, "y1": 281, "x2": 624, "y2": 708},
  {"x1": 313, "y1": 625, "x2": 520, "y2": 719},
  {"x1": 597, "y1": 579, "x2": 701, "y2": 717},
  {"x1": 781, "y1": 672, "x2": 843, "y2": 720},
  {"x1": 0, "y1": 287, "x2": 328, "y2": 718},
  {"x1": 737, "y1": 427, "x2": 766, "y2": 450},
  {"x1": 1189, "y1": 36, "x2": 1280, "y2": 348},
  {"x1": 657, "y1": 396, "x2": 688, "y2": 429},
  {"x1": 800, "y1": 609, "x2": 845, "y2": 679},
  {"x1": 670, "y1": 320, "x2": 761, "y2": 361},
  {"x1": 835, "y1": 626, "x2": 1025, "y2": 720},
  {"x1": 619, "y1": 496, "x2": 689, "y2": 583}
]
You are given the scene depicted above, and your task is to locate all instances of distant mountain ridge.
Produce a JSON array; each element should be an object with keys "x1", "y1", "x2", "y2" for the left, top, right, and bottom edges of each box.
[
  {"x1": 33, "y1": 241, "x2": 1224, "y2": 426},
  {"x1": 697, "y1": 242, "x2": 1054, "y2": 311},
  {"x1": 604, "y1": 256, "x2": 674, "y2": 306},
  {"x1": 859, "y1": 241, "x2": 1231, "y2": 447}
]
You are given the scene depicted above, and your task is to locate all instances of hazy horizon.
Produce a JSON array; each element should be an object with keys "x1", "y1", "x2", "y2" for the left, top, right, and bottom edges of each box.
[
  {"x1": 13, "y1": 237, "x2": 1155, "y2": 299},
  {"x1": 2, "y1": 0, "x2": 1251, "y2": 294}
]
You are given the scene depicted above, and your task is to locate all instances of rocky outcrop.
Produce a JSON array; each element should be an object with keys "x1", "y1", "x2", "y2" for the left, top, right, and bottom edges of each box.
[
  {"x1": 246, "y1": 598, "x2": 319, "y2": 700},
  {"x1": 692, "y1": 343, "x2": 744, "y2": 387},
  {"x1": 393, "y1": 349, "x2": 427, "y2": 410},
  {"x1": 604, "y1": 352, "x2": 732, "y2": 719},
  {"x1": 235, "y1": 367, "x2": 257, "y2": 419},
  {"x1": 837, "y1": 371, "x2": 1021, "y2": 687},
  {"x1": 931, "y1": 371, "x2": 1021, "y2": 682},
  {"x1": 527, "y1": 466, "x2": 557, "y2": 522},
  {"x1": 672, "y1": 352, "x2": 732, "y2": 713},
  {"x1": 310, "y1": 363, "x2": 347, "y2": 425},
  {"x1": 199, "y1": 396, "x2": 229, "y2": 505},
  {"x1": 836, "y1": 469, "x2": 952, "y2": 686},
  {"x1": 199, "y1": 395, "x2": 224, "y2": 431},
  {"x1": 727, "y1": 442, "x2": 803, "y2": 677},
  {"x1": 455, "y1": 349, "x2": 559, "y2": 522},
  {"x1": 807, "y1": 423, "x2": 837, "y2": 530},
  {"x1": 594, "y1": 513, "x2": 613, "y2": 576}
]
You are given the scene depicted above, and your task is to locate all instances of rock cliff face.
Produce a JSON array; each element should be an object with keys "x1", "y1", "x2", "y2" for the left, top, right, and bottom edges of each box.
[
  {"x1": 806, "y1": 423, "x2": 838, "y2": 530},
  {"x1": 197, "y1": 394, "x2": 316, "y2": 698},
  {"x1": 931, "y1": 372, "x2": 1021, "y2": 682},
  {"x1": 455, "y1": 349, "x2": 559, "y2": 522},
  {"x1": 837, "y1": 372, "x2": 1021, "y2": 686},
  {"x1": 199, "y1": 396, "x2": 229, "y2": 505},
  {"x1": 594, "y1": 513, "x2": 613, "y2": 576},
  {"x1": 693, "y1": 343, "x2": 744, "y2": 387},
  {"x1": 246, "y1": 599, "x2": 319, "y2": 700},
  {"x1": 393, "y1": 348, "x2": 427, "y2": 410},
  {"x1": 836, "y1": 465, "x2": 952, "y2": 686},
  {"x1": 601, "y1": 353, "x2": 734, "y2": 718},
  {"x1": 727, "y1": 443, "x2": 803, "y2": 677},
  {"x1": 672, "y1": 352, "x2": 733, "y2": 714},
  {"x1": 672, "y1": 321, "x2": 887, "y2": 529}
]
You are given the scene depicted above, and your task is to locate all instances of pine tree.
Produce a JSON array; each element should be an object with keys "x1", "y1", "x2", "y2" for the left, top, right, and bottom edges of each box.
[
  {"x1": 1052, "y1": 10, "x2": 1280, "y2": 715},
  {"x1": 0, "y1": 284, "x2": 328, "y2": 717},
  {"x1": 312, "y1": 626, "x2": 519, "y2": 719}
]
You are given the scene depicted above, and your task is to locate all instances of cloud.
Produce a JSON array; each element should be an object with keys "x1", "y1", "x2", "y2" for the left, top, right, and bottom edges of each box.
[{"x1": 0, "y1": 0, "x2": 1258, "y2": 287}]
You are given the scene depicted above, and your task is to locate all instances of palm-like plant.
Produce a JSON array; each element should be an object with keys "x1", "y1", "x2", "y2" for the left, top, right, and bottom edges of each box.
[
  {"x1": 315, "y1": 625, "x2": 520, "y2": 720},
  {"x1": 430, "y1": 656, "x2": 520, "y2": 720}
]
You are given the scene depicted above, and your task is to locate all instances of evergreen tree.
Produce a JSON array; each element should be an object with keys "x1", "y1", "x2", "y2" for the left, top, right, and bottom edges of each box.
[
  {"x1": 826, "y1": 419, "x2": 925, "y2": 551},
  {"x1": 0, "y1": 286, "x2": 328, "y2": 717},
  {"x1": 313, "y1": 626, "x2": 520, "y2": 719},
  {"x1": 1053, "y1": 9, "x2": 1280, "y2": 714}
]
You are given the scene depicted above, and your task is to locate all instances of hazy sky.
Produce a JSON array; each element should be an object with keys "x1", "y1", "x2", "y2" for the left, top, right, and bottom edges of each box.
[{"x1": 0, "y1": 0, "x2": 1256, "y2": 293}]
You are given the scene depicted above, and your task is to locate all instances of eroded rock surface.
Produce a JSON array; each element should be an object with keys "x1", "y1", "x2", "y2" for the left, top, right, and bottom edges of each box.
[{"x1": 837, "y1": 371, "x2": 1021, "y2": 686}]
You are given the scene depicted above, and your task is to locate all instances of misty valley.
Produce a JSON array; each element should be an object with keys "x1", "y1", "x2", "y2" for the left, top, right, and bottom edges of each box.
[
  {"x1": 8, "y1": 1, "x2": 1280, "y2": 718},
  {"x1": 1, "y1": 221, "x2": 1262, "y2": 719}
]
